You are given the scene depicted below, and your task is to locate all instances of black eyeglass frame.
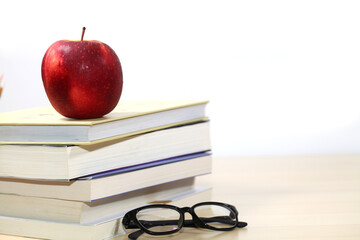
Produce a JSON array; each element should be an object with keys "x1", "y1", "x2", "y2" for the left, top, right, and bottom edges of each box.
[{"x1": 122, "y1": 201, "x2": 247, "y2": 238}]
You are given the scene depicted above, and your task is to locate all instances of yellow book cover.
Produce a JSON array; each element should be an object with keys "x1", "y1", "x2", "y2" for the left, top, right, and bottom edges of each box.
[{"x1": 0, "y1": 100, "x2": 208, "y2": 145}]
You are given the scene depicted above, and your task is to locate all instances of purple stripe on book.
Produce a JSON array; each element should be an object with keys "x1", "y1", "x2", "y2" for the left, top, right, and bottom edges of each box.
[{"x1": 78, "y1": 151, "x2": 211, "y2": 180}]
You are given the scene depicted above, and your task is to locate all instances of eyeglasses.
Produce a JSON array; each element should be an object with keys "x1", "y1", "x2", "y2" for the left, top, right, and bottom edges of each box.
[{"x1": 122, "y1": 201, "x2": 247, "y2": 239}]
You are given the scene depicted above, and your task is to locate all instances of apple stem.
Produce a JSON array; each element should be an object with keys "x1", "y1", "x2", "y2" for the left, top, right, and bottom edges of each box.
[{"x1": 81, "y1": 27, "x2": 86, "y2": 41}]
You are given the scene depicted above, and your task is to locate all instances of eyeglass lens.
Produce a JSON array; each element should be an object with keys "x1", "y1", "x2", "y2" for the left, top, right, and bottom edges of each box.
[
  {"x1": 136, "y1": 207, "x2": 181, "y2": 233},
  {"x1": 194, "y1": 204, "x2": 237, "y2": 229}
]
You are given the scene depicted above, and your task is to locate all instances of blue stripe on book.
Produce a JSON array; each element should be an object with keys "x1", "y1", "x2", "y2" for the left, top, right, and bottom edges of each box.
[{"x1": 78, "y1": 151, "x2": 211, "y2": 180}]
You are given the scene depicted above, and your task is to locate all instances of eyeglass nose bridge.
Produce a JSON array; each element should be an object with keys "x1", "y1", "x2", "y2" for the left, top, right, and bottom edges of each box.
[
  {"x1": 180, "y1": 207, "x2": 191, "y2": 213},
  {"x1": 179, "y1": 206, "x2": 206, "y2": 229}
]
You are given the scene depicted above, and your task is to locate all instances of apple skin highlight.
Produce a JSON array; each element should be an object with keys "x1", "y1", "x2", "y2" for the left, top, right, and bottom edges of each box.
[{"x1": 41, "y1": 40, "x2": 123, "y2": 119}]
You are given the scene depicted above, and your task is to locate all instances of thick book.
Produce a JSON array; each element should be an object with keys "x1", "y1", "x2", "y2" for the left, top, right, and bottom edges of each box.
[
  {"x1": 0, "y1": 100, "x2": 208, "y2": 145},
  {"x1": 0, "y1": 178, "x2": 196, "y2": 224},
  {"x1": 0, "y1": 121, "x2": 211, "y2": 180},
  {"x1": 0, "y1": 186, "x2": 212, "y2": 240},
  {"x1": 0, "y1": 152, "x2": 212, "y2": 201}
]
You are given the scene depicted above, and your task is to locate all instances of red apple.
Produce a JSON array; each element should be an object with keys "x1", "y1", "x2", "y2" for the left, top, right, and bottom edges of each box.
[
  {"x1": 41, "y1": 27, "x2": 123, "y2": 119},
  {"x1": 0, "y1": 74, "x2": 4, "y2": 98}
]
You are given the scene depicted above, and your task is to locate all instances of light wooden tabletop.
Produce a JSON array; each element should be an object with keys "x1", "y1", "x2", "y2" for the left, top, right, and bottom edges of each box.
[{"x1": 1, "y1": 155, "x2": 360, "y2": 240}]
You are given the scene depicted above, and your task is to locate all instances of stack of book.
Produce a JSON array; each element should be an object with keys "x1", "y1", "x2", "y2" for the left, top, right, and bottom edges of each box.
[{"x1": 0, "y1": 100, "x2": 212, "y2": 240}]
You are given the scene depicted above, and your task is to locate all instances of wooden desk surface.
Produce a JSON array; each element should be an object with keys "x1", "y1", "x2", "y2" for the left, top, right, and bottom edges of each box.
[{"x1": 1, "y1": 155, "x2": 360, "y2": 240}]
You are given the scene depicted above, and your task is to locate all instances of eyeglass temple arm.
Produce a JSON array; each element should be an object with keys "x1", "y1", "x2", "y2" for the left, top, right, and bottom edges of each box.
[
  {"x1": 187, "y1": 216, "x2": 247, "y2": 228},
  {"x1": 128, "y1": 216, "x2": 246, "y2": 229},
  {"x1": 127, "y1": 230, "x2": 144, "y2": 240}
]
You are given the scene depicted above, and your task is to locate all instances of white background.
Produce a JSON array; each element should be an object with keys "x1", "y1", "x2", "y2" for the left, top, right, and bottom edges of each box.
[{"x1": 1, "y1": 0, "x2": 360, "y2": 157}]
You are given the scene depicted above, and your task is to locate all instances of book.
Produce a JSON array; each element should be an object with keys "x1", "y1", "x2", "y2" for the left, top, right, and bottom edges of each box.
[
  {"x1": 0, "y1": 100, "x2": 208, "y2": 145},
  {"x1": 0, "y1": 152, "x2": 212, "y2": 201},
  {"x1": 0, "y1": 186, "x2": 212, "y2": 240},
  {"x1": 0, "y1": 178, "x2": 196, "y2": 224},
  {"x1": 0, "y1": 121, "x2": 211, "y2": 180}
]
